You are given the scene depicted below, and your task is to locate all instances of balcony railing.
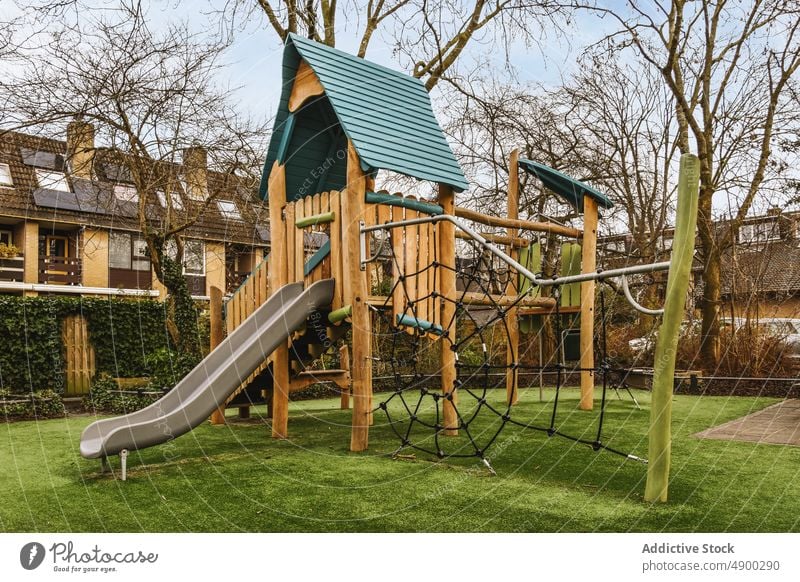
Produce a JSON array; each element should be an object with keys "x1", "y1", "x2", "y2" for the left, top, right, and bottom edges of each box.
[
  {"x1": 0, "y1": 256, "x2": 24, "y2": 282},
  {"x1": 39, "y1": 256, "x2": 82, "y2": 285}
]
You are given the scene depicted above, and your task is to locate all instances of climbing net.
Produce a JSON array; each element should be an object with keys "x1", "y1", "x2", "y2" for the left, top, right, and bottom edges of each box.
[{"x1": 368, "y1": 219, "x2": 647, "y2": 471}]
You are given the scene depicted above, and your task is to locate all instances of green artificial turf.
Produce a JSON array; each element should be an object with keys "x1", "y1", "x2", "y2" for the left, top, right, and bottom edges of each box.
[{"x1": 1, "y1": 389, "x2": 798, "y2": 532}]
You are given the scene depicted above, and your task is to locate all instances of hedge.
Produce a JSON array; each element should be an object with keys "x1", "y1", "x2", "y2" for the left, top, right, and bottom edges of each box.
[{"x1": 0, "y1": 296, "x2": 173, "y2": 394}]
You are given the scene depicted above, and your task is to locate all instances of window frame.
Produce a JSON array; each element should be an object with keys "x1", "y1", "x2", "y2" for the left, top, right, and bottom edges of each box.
[
  {"x1": 182, "y1": 239, "x2": 206, "y2": 276},
  {"x1": 156, "y1": 189, "x2": 185, "y2": 211},
  {"x1": 109, "y1": 231, "x2": 151, "y2": 272},
  {"x1": 216, "y1": 199, "x2": 242, "y2": 220},
  {"x1": 113, "y1": 183, "x2": 139, "y2": 204},
  {"x1": 35, "y1": 168, "x2": 71, "y2": 192},
  {"x1": 0, "y1": 163, "x2": 13, "y2": 187},
  {"x1": 0, "y1": 230, "x2": 12, "y2": 246}
]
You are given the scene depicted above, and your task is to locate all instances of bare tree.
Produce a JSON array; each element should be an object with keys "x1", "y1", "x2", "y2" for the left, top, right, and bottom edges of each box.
[
  {"x1": 582, "y1": 0, "x2": 800, "y2": 367},
  {"x1": 1, "y1": 0, "x2": 267, "y2": 357},
  {"x1": 222, "y1": 0, "x2": 566, "y2": 90}
]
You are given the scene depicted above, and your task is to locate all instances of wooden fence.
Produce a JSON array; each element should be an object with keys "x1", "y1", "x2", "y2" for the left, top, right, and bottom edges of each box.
[{"x1": 62, "y1": 314, "x2": 95, "y2": 396}]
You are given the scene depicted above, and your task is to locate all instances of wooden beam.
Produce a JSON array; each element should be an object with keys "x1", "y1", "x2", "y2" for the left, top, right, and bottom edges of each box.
[
  {"x1": 339, "y1": 344, "x2": 351, "y2": 410},
  {"x1": 288, "y1": 60, "x2": 325, "y2": 112},
  {"x1": 209, "y1": 285, "x2": 226, "y2": 425},
  {"x1": 506, "y1": 149, "x2": 521, "y2": 405},
  {"x1": 454, "y1": 206, "x2": 582, "y2": 238},
  {"x1": 579, "y1": 195, "x2": 599, "y2": 411},
  {"x1": 268, "y1": 162, "x2": 291, "y2": 438},
  {"x1": 289, "y1": 369, "x2": 351, "y2": 392},
  {"x1": 459, "y1": 292, "x2": 555, "y2": 308},
  {"x1": 518, "y1": 305, "x2": 581, "y2": 316},
  {"x1": 455, "y1": 230, "x2": 529, "y2": 248},
  {"x1": 439, "y1": 184, "x2": 458, "y2": 436},
  {"x1": 344, "y1": 141, "x2": 372, "y2": 451}
]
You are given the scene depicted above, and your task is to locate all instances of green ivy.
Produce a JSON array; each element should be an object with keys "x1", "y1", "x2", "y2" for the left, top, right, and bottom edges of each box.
[{"x1": 0, "y1": 296, "x2": 176, "y2": 394}]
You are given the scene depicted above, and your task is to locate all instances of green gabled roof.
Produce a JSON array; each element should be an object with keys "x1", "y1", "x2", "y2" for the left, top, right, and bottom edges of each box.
[
  {"x1": 518, "y1": 159, "x2": 614, "y2": 212},
  {"x1": 259, "y1": 34, "x2": 468, "y2": 201}
]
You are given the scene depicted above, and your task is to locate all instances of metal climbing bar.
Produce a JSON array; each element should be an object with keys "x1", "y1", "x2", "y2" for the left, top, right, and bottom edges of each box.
[{"x1": 360, "y1": 214, "x2": 671, "y2": 286}]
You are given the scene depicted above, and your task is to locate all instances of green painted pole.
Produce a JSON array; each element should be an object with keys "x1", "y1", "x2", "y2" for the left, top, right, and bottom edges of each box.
[{"x1": 644, "y1": 153, "x2": 700, "y2": 503}]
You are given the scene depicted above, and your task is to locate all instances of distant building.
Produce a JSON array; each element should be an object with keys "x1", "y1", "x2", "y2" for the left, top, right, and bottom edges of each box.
[{"x1": 0, "y1": 123, "x2": 270, "y2": 299}]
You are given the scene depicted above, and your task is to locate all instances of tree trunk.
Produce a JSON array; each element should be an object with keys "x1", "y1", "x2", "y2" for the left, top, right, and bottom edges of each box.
[{"x1": 696, "y1": 188, "x2": 720, "y2": 369}]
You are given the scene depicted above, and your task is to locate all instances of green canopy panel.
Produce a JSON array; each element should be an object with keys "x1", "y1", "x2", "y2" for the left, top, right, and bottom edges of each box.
[
  {"x1": 260, "y1": 34, "x2": 468, "y2": 202},
  {"x1": 518, "y1": 159, "x2": 613, "y2": 212}
]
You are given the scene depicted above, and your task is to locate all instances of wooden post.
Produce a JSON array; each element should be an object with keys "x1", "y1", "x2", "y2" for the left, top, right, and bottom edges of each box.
[
  {"x1": 645, "y1": 153, "x2": 700, "y2": 503},
  {"x1": 209, "y1": 286, "x2": 226, "y2": 425},
  {"x1": 506, "y1": 149, "x2": 520, "y2": 405},
  {"x1": 343, "y1": 142, "x2": 372, "y2": 452},
  {"x1": 439, "y1": 183, "x2": 458, "y2": 435},
  {"x1": 339, "y1": 344, "x2": 351, "y2": 409},
  {"x1": 268, "y1": 161, "x2": 291, "y2": 439},
  {"x1": 579, "y1": 195, "x2": 599, "y2": 411}
]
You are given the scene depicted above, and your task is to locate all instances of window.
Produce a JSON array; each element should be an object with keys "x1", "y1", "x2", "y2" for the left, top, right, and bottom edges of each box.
[
  {"x1": 109, "y1": 232, "x2": 151, "y2": 271},
  {"x1": 0, "y1": 230, "x2": 11, "y2": 246},
  {"x1": 164, "y1": 238, "x2": 205, "y2": 275},
  {"x1": 216, "y1": 200, "x2": 242, "y2": 220},
  {"x1": 35, "y1": 168, "x2": 70, "y2": 192},
  {"x1": 183, "y1": 240, "x2": 205, "y2": 275},
  {"x1": 114, "y1": 184, "x2": 139, "y2": 204},
  {"x1": 157, "y1": 189, "x2": 185, "y2": 211},
  {"x1": 0, "y1": 163, "x2": 13, "y2": 186},
  {"x1": 739, "y1": 219, "x2": 779, "y2": 244}
]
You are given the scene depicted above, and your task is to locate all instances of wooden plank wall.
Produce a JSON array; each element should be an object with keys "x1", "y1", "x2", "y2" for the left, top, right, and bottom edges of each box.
[
  {"x1": 380, "y1": 192, "x2": 439, "y2": 328},
  {"x1": 62, "y1": 314, "x2": 95, "y2": 396},
  {"x1": 223, "y1": 257, "x2": 270, "y2": 404}
]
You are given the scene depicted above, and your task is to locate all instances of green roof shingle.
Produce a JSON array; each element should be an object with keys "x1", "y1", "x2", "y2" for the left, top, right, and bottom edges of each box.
[{"x1": 260, "y1": 34, "x2": 468, "y2": 201}]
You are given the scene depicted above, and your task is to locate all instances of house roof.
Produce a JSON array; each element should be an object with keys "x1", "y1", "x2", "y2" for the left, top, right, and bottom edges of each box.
[
  {"x1": 0, "y1": 130, "x2": 270, "y2": 246},
  {"x1": 721, "y1": 241, "x2": 800, "y2": 296},
  {"x1": 259, "y1": 33, "x2": 468, "y2": 202},
  {"x1": 518, "y1": 158, "x2": 614, "y2": 212}
]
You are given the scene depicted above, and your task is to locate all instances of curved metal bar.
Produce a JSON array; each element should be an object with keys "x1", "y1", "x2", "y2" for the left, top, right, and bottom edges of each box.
[
  {"x1": 359, "y1": 214, "x2": 672, "y2": 287},
  {"x1": 621, "y1": 275, "x2": 664, "y2": 316}
]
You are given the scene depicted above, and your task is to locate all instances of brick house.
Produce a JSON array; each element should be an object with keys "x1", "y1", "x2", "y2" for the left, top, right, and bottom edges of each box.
[{"x1": 0, "y1": 122, "x2": 270, "y2": 299}]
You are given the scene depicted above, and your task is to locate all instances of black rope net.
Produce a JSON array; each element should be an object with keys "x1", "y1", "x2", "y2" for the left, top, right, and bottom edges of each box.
[{"x1": 369, "y1": 220, "x2": 647, "y2": 471}]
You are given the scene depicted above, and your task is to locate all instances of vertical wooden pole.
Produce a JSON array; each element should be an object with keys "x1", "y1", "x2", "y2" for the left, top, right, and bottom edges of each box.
[
  {"x1": 268, "y1": 161, "x2": 291, "y2": 439},
  {"x1": 645, "y1": 153, "x2": 700, "y2": 503},
  {"x1": 506, "y1": 149, "x2": 520, "y2": 405},
  {"x1": 579, "y1": 195, "x2": 599, "y2": 411},
  {"x1": 209, "y1": 285, "x2": 226, "y2": 425},
  {"x1": 439, "y1": 183, "x2": 458, "y2": 435},
  {"x1": 343, "y1": 142, "x2": 372, "y2": 452},
  {"x1": 339, "y1": 344, "x2": 351, "y2": 410}
]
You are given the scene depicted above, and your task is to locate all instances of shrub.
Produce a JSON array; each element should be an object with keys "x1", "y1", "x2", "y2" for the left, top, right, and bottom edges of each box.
[
  {"x1": 83, "y1": 373, "x2": 164, "y2": 415},
  {"x1": 0, "y1": 389, "x2": 65, "y2": 420},
  {"x1": 144, "y1": 348, "x2": 198, "y2": 391}
]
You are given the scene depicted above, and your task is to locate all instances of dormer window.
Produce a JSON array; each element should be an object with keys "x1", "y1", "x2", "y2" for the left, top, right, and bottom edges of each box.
[
  {"x1": 157, "y1": 189, "x2": 185, "y2": 211},
  {"x1": 114, "y1": 184, "x2": 139, "y2": 204},
  {"x1": 739, "y1": 219, "x2": 779, "y2": 244},
  {"x1": 0, "y1": 163, "x2": 13, "y2": 187},
  {"x1": 35, "y1": 168, "x2": 71, "y2": 192},
  {"x1": 216, "y1": 200, "x2": 242, "y2": 220}
]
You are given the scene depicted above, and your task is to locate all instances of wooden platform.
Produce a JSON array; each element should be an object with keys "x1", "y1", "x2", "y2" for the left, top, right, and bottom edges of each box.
[{"x1": 695, "y1": 399, "x2": 800, "y2": 446}]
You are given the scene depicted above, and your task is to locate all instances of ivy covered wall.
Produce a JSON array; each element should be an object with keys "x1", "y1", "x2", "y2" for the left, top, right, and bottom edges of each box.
[{"x1": 0, "y1": 296, "x2": 174, "y2": 394}]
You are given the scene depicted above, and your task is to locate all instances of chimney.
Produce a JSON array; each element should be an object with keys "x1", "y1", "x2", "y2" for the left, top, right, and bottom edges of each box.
[
  {"x1": 182, "y1": 145, "x2": 208, "y2": 201},
  {"x1": 66, "y1": 119, "x2": 95, "y2": 179}
]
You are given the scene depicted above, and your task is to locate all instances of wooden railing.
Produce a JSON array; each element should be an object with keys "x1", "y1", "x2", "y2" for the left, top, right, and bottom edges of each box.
[
  {"x1": 0, "y1": 256, "x2": 24, "y2": 282},
  {"x1": 38, "y1": 256, "x2": 81, "y2": 285}
]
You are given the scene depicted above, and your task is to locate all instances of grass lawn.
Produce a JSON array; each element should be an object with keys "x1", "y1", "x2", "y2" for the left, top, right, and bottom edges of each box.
[{"x1": 1, "y1": 388, "x2": 798, "y2": 532}]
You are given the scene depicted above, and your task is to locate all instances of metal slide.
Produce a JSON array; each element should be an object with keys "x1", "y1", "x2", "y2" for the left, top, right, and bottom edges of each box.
[{"x1": 80, "y1": 279, "x2": 335, "y2": 460}]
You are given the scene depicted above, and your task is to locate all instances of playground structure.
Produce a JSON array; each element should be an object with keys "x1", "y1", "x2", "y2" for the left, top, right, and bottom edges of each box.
[{"x1": 80, "y1": 34, "x2": 698, "y2": 500}]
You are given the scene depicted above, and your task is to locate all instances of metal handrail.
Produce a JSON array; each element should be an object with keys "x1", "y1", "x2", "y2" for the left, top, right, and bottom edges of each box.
[{"x1": 360, "y1": 213, "x2": 672, "y2": 288}]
